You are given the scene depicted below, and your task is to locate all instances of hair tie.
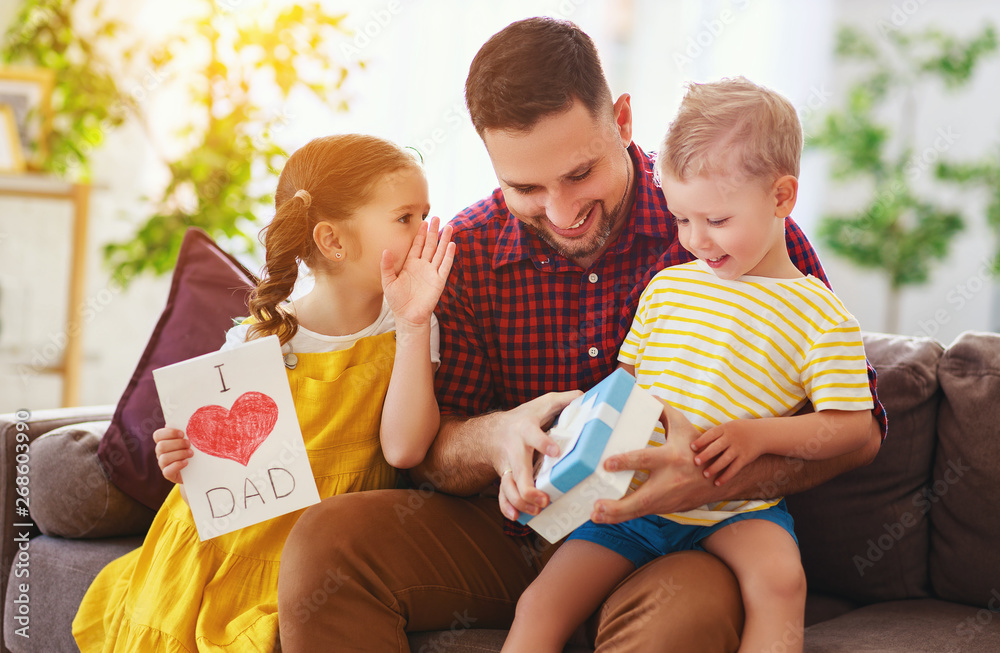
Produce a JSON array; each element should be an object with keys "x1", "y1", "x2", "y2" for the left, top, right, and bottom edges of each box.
[{"x1": 294, "y1": 189, "x2": 312, "y2": 209}]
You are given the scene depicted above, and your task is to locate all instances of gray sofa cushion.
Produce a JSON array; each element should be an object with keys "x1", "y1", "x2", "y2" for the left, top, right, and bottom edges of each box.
[
  {"x1": 931, "y1": 331, "x2": 1000, "y2": 607},
  {"x1": 28, "y1": 422, "x2": 155, "y2": 539},
  {"x1": 786, "y1": 333, "x2": 943, "y2": 602},
  {"x1": 802, "y1": 598, "x2": 1000, "y2": 652},
  {"x1": 3, "y1": 535, "x2": 142, "y2": 653}
]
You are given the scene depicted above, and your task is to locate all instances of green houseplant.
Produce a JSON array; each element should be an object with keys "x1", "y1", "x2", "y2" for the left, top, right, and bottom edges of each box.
[
  {"x1": 2, "y1": 0, "x2": 361, "y2": 285},
  {"x1": 807, "y1": 23, "x2": 998, "y2": 332}
]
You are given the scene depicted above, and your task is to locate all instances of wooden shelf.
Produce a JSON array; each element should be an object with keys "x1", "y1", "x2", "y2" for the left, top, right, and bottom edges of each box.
[{"x1": 0, "y1": 174, "x2": 91, "y2": 407}]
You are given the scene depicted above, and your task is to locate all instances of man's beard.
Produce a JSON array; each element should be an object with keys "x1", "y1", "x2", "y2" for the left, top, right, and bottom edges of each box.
[
  {"x1": 523, "y1": 200, "x2": 620, "y2": 262},
  {"x1": 523, "y1": 152, "x2": 634, "y2": 263}
]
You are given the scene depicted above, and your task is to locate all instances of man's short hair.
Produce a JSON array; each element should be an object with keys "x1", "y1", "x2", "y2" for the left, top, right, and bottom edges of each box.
[
  {"x1": 657, "y1": 76, "x2": 803, "y2": 183},
  {"x1": 465, "y1": 17, "x2": 613, "y2": 138}
]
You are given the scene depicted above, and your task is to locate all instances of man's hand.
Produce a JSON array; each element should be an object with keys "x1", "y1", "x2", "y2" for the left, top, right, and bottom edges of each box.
[
  {"x1": 591, "y1": 401, "x2": 716, "y2": 524},
  {"x1": 691, "y1": 419, "x2": 764, "y2": 486},
  {"x1": 495, "y1": 390, "x2": 582, "y2": 521}
]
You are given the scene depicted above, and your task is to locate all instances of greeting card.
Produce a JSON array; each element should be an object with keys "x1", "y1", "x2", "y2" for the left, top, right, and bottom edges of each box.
[{"x1": 153, "y1": 335, "x2": 320, "y2": 540}]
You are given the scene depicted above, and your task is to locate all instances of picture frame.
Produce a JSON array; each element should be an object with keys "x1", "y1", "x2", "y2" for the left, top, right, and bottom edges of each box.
[
  {"x1": 0, "y1": 67, "x2": 55, "y2": 171},
  {"x1": 0, "y1": 105, "x2": 25, "y2": 173}
]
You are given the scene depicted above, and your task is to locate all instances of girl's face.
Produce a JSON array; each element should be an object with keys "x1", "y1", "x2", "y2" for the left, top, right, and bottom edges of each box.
[{"x1": 346, "y1": 167, "x2": 430, "y2": 294}]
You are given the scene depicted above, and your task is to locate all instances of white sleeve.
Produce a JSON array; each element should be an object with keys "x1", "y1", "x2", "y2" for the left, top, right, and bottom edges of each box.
[{"x1": 219, "y1": 323, "x2": 251, "y2": 351}]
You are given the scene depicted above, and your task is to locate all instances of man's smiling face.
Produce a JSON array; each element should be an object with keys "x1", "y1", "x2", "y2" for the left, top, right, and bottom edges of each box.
[{"x1": 484, "y1": 97, "x2": 635, "y2": 269}]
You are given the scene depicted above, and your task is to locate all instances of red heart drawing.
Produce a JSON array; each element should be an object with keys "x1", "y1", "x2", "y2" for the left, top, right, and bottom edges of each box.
[{"x1": 186, "y1": 391, "x2": 279, "y2": 466}]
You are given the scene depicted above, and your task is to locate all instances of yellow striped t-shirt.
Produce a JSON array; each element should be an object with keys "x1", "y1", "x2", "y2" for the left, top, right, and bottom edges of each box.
[{"x1": 618, "y1": 260, "x2": 873, "y2": 525}]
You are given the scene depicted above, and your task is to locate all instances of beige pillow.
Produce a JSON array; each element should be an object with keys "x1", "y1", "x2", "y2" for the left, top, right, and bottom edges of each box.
[{"x1": 28, "y1": 421, "x2": 155, "y2": 538}]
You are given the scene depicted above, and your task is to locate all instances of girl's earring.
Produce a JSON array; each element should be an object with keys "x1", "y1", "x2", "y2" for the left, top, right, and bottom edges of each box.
[{"x1": 335, "y1": 252, "x2": 343, "y2": 259}]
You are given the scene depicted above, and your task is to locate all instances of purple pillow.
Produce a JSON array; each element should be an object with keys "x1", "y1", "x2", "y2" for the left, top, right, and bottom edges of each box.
[{"x1": 97, "y1": 228, "x2": 257, "y2": 510}]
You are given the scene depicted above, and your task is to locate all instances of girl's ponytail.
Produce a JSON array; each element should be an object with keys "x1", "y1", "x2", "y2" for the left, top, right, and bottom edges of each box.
[{"x1": 247, "y1": 190, "x2": 313, "y2": 344}]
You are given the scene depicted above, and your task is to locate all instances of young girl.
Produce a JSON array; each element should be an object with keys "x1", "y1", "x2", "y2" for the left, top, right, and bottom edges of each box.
[{"x1": 72, "y1": 134, "x2": 455, "y2": 651}]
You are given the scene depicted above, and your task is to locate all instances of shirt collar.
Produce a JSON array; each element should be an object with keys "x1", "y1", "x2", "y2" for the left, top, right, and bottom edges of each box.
[{"x1": 491, "y1": 142, "x2": 674, "y2": 271}]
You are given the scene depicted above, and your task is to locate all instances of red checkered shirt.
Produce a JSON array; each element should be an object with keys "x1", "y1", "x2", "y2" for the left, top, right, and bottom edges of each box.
[{"x1": 434, "y1": 143, "x2": 887, "y2": 536}]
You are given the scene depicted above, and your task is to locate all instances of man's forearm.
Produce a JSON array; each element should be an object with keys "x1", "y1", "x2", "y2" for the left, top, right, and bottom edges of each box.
[
  {"x1": 718, "y1": 413, "x2": 882, "y2": 502},
  {"x1": 409, "y1": 413, "x2": 499, "y2": 495}
]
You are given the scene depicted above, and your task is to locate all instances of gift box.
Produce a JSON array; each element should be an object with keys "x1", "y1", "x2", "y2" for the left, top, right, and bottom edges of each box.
[{"x1": 518, "y1": 368, "x2": 662, "y2": 544}]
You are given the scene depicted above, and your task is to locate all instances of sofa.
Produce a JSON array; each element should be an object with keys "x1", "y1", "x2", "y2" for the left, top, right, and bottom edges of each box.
[{"x1": 2, "y1": 327, "x2": 1000, "y2": 652}]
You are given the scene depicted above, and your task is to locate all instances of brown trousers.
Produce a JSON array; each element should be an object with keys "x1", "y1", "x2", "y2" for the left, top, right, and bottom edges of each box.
[{"x1": 277, "y1": 489, "x2": 743, "y2": 652}]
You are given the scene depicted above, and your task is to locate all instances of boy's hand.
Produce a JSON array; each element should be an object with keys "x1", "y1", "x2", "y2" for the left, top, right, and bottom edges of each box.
[
  {"x1": 691, "y1": 420, "x2": 762, "y2": 486},
  {"x1": 381, "y1": 216, "x2": 456, "y2": 330},
  {"x1": 153, "y1": 427, "x2": 193, "y2": 484}
]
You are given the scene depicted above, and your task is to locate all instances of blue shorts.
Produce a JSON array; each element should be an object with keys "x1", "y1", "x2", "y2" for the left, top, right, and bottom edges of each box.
[{"x1": 567, "y1": 499, "x2": 797, "y2": 568}]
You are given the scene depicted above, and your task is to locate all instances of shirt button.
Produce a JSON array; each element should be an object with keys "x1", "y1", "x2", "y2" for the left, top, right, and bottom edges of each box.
[
  {"x1": 588, "y1": 273, "x2": 599, "y2": 283},
  {"x1": 588, "y1": 347, "x2": 599, "y2": 358}
]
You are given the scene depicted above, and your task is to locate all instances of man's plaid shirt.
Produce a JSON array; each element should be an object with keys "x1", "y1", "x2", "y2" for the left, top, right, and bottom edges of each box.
[{"x1": 433, "y1": 143, "x2": 887, "y2": 535}]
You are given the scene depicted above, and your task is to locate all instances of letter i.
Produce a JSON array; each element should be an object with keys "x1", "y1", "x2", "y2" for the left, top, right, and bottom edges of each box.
[{"x1": 215, "y1": 364, "x2": 231, "y2": 393}]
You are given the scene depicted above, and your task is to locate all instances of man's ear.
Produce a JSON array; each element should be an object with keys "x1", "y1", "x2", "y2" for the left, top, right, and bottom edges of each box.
[
  {"x1": 612, "y1": 93, "x2": 633, "y2": 148},
  {"x1": 313, "y1": 221, "x2": 345, "y2": 262},
  {"x1": 773, "y1": 175, "x2": 798, "y2": 219}
]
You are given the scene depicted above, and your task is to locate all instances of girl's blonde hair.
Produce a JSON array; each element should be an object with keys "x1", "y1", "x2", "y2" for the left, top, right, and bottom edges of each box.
[
  {"x1": 248, "y1": 134, "x2": 421, "y2": 344},
  {"x1": 657, "y1": 76, "x2": 802, "y2": 184}
]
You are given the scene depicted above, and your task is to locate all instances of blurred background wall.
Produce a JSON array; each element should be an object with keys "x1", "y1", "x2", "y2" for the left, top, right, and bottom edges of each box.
[{"x1": 1, "y1": 0, "x2": 997, "y2": 412}]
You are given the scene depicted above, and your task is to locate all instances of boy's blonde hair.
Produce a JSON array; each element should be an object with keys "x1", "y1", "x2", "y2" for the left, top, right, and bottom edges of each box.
[{"x1": 656, "y1": 76, "x2": 802, "y2": 184}]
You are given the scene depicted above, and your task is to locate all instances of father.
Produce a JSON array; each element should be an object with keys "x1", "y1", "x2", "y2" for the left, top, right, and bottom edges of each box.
[{"x1": 278, "y1": 17, "x2": 886, "y2": 651}]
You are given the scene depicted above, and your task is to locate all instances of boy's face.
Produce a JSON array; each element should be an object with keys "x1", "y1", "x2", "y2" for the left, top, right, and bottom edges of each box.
[
  {"x1": 663, "y1": 172, "x2": 796, "y2": 281},
  {"x1": 482, "y1": 97, "x2": 634, "y2": 269}
]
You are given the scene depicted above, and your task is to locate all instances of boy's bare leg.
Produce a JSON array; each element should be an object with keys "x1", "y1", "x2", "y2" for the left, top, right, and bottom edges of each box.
[
  {"x1": 701, "y1": 519, "x2": 806, "y2": 653},
  {"x1": 503, "y1": 540, "x2": 635, "y2": 653}
]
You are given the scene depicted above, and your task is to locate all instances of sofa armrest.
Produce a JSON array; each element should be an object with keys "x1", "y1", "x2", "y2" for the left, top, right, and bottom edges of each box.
[{"x1": 0, "y1": 405, "x2": 114, "y2": 648}]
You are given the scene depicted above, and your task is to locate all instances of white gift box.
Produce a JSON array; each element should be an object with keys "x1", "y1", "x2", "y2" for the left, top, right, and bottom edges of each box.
[{"x1": 518, "y1": 368, "x2": 662, "y2": 544}]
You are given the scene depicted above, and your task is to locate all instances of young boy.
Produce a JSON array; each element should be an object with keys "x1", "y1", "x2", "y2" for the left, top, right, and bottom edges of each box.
[{"x1": 502, "y1": 77, "x2": 875, "y2": 653}]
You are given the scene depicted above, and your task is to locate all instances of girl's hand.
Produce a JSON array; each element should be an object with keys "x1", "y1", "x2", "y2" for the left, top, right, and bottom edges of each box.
[
  {"x1": 153, "y1": 427, "x2": 193, "y2": 484},
  {"x1": 691, "y1": 420, "x2": 761, "y2": 486},
  {"x1": 381, "y1": 216, "x2": 456, "y2": 329}
]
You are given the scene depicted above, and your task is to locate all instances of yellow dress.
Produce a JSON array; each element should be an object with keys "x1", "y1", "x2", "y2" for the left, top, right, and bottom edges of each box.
[{"x1": 73, "y1": 331, "x2": 398, "y2": 652}]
